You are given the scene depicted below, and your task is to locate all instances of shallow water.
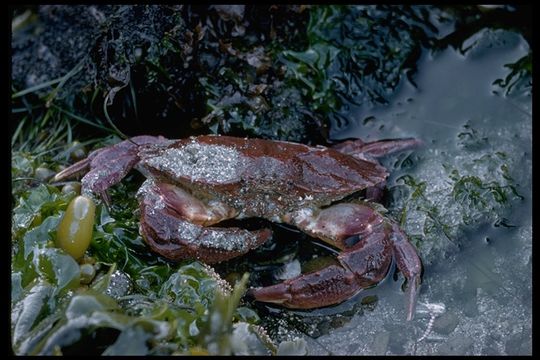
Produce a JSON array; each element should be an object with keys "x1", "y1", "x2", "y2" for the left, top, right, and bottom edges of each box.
[{"x1": 267, "y1": 29, "x2": 531, "y2": 355}]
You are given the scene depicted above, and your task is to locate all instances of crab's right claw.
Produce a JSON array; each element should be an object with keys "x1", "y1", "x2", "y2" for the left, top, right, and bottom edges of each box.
[{"x1": 138, "y1": 179, "x2": 273, "y2": 264}]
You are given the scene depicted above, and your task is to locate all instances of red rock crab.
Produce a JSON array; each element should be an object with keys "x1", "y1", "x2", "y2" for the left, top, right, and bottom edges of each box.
[{"x1": 54, "y1": 135, "x2": 422, "y2": 320}]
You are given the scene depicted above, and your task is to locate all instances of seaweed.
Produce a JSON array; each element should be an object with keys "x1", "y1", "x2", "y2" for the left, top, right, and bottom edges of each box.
[
  {"x1": 9, "y1": 180, "x2": 285, "y2": 355},
  {"x1": 387, "y1": 121, "x2": 526, "y2": 264},
  {"x1": 11, "y1": 5, "x2": 441, "y2": 143},
  {"x1": 493, "y1": 53, "x2": 532, "y2": 95}
]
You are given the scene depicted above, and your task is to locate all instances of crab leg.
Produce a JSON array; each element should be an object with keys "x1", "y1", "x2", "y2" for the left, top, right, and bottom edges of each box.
[
  {"x1": 388, "y1": 223, "x2": 422, "y2": 321},
  {"x1": 53, "y1": 148, "x2": 104, "y2": 182},
  {"x1": 53, "y1": 135, "x2": 166, "y2": 203},
  {"x1": 332, "y1": 138, "x2": 422, "y2": 161},
  {"x1": 332, "y1": 138, "x2": 422, "y2": 202},
  {"x1": 252, "y1": 203, "x2": 422, "y2": 320},
  {"x1": 138, "y1": 180, "x2": 272, "y2": 263}
]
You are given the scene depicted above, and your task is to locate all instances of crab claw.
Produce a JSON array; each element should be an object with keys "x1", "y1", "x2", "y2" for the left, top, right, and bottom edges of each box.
[
  {"x1": 251, "y1": 265, "x2": 361, "y2": 308},
  {"x1": 253, "y1": 203, "x2": 422, "y2": 320},
  {"x1": 248, "y1": 283, "x2": 291, "y2": 305},
  {"x1": 138, "y1": 179, "x2": 273, "y2": 263},
  {"x1": 53, "y1": 156, "x2": 93, "y2": 183}
]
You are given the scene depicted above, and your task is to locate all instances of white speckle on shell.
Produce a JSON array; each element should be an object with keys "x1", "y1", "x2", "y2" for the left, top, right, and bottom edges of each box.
[
  {"x1": 202, "y1": 231, "x2": 250, "y2": 252},
  {"x1": 291, "y1": 208, "x2": 315, "y2": 227},
  {"x1": 177, "y1": 221, "x2": 202, "y2": 240},
  {"x1": 136, "y1": 179, "x2": 165, "y2": 210},
  {"x1": 81, "y1": 169, "x2": 108, "y2": 199},
  {"x1": 175, "y1": 218, "x2": 252, "y2": 253},
  {"x1": 145, "y1": 142, "x2": 246, "y2": 183}
]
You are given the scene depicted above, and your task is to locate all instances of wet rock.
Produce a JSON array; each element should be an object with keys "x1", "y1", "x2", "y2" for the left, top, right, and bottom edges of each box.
[
  {"x1": 370, "y1": 331, "x2": 389, "y2": 355},
  {"x1": 437, "y1": 335, "x2": 475, "y2": 355},
  {"x1": 480, "y1": 336, "x2": 503, "y2": 355},
  {"x1": 520, "y1": 338, "x2": 532, "y2": 355},
  {"x1": 384, "y1": 324, "x2": 408, "y2": 354},
  {"x1": 504, "y1": 331, "x2": 531, "y2": 355},
  {"x1": 481, "y1": 345, "x2": 500, "y2": 355},
  {"x1": 432, "y1": 312, "x2": 459, "y2": 335},
  {"x1": 346, "y1": 342, "x2": 359, "y2": 354},
  {"x1": 461, "y1": 291, "x2": 479, "y2": 318}
]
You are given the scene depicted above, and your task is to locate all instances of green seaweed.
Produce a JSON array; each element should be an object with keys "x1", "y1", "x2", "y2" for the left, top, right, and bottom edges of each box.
[
  {"x1": 388, "y1": 122, "x2": 525, "y2": 264},
  {"x1": 10, "y1": 162, "x2": 281, "y2": 355},
  {"x1": 493, "y1": 53, "x2": 532, "y2": 95}
]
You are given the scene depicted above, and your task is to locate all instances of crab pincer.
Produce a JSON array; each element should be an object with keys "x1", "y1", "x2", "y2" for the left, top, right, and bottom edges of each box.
[
  {"x1": 251, "y1": 203, "x2": 422, "y2": 321},
  {"x1": 137, "y1": 179, "x2": 273, "y2": 263}
]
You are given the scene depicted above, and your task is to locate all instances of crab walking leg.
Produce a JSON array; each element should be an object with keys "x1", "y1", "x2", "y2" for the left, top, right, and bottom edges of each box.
[
  {"x1": 53, "y1": 148, "x2": 105, "y2": 181},
  {"x1": 332, "y1": 138, "x2": 423, "y2": 161},
  {"x1": 138, "y1": 180, "x2": 272, "y2": 263},
  {"x1": 252, "y1": 203, "x2": 422, "y2": 320},
  {"x1": 54, "y1": 135, "x2": 166, "y2": 203},
  {"x1": 332, "y1": 138, "x2": 422, "y2": 202},
  {"x1": 389, "y1": 223, "x2": 422, "y2": 321}
]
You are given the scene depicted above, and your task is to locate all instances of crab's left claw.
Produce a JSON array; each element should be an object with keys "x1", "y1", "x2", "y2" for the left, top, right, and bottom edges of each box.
[
  {"x1": 250, "y1": 265, "x2": 364, "y2": 308},
  {"x1": 252, "y1": 203, "x2": 422, "y2": 320},
  {"x1": 250, "y1": 230, "x2": 393, "y2": 309}
]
